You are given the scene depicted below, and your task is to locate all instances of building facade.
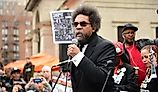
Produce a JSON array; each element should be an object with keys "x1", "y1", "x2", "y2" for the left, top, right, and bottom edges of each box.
[
  {"x1": 24, "y1": 0, "x2": 158, "y2": 61},
  {"x1": 0, "y1": 0, "x2": 32, "y2": 65}
]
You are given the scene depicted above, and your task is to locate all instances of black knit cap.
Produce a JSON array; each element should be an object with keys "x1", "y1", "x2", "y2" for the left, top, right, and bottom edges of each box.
[
  {"x1": 11, "y1": 67, "x2": 21, "y2": 74},
  {"x1": 122, "y1": 23, "x2": 138, "y2": 33}
]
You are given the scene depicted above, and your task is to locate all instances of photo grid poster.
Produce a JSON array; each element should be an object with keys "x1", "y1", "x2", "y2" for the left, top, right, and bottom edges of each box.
[{"x1": 50, "y1": 10, "x2": 74, "y2": 44}]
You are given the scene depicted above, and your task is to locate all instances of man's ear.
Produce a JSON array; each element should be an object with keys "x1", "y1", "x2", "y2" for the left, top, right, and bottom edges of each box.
[
  {"x1": 92, "y1": 27, "x2": 95, "y2": 32},
  {"x1": 92, "y1": 29, "x2": 95, "y2": 32}
]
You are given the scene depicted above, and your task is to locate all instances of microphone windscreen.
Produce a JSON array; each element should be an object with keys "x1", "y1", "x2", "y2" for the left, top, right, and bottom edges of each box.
[{"x1": 72, "y1": 38, "x2": 78, "y2": 45}]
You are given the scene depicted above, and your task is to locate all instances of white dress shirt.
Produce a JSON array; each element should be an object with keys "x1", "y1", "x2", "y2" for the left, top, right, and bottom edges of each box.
[{"x1": 71, "y1": 44, "x2": 88, "y2": 67}]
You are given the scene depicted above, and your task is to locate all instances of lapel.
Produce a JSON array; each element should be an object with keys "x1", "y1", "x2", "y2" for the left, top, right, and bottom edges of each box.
[{"x1": 84, "y1": 33, "x2": 98, "y2": 58}]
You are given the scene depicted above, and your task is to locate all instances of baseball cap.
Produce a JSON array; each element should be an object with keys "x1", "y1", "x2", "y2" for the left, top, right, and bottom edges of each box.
[
  {"x1": 122, "y1": 23, "x2": 138, "y2": 33},
  {"x1": 11, "y1": 67, "x2": 21, "y2": 74}
]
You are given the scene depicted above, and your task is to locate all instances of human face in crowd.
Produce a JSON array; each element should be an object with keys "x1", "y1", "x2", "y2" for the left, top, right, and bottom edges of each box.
[
  {"x1": 141, "y1": 49, "x2": 157, "y2": 68},
  {"x1": 73, "y1": 14, "x2": 94, "y2": 43},
  {"x1": 122, "y1": 29, "x2": 135, "y2": 44},
  {"x1": 42, "y1": 69, "x2": 51, "y2": 80},
  {"x1": 5, "y1": 68, "x2": 12, "y2": 77},
  {"x1": 25, "y1": 57, "x2": 31, "y2": 63},
  {"x1": 12, "y1": 72, "x2": 21, "y2": 80}
]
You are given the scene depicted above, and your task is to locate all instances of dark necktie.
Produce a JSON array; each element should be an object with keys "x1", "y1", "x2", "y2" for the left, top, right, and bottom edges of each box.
[{"x1": 79, "y1": 44, "x2": 84, "y2": 52}]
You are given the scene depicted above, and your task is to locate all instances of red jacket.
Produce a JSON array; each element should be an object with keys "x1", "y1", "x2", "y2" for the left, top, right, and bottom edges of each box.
[{"x1": 126, "y1": 44, "x2": 146, "y2": 86}]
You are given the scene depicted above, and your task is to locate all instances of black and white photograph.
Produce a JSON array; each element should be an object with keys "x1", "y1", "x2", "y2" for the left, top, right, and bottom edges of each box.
[{"x1": 50, "y1": 10, "x2": 74, "y2": 44}]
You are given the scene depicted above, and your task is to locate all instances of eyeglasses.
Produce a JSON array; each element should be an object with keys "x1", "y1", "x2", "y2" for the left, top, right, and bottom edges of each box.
[{"x1": 72, "y1": 21, "x2": 91, "y2": 27}]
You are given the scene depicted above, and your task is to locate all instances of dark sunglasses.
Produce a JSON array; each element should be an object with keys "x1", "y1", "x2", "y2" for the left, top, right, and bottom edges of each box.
[{"x1": 72, "y1": 21, "x2": 91, "y2": 27}]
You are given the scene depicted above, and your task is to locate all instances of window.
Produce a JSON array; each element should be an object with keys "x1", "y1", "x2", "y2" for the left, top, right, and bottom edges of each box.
[
  {"x1": 13, "y1": 53, "x2": 19, "y2": 59},
  {"x1": 25, "y1": 21, "x2": 31, "y2": 26},
  {"x1": 3, "y1": 45, "x2": 8, "y2": 50},
  {"x1": 25, "y1": 29, "x2": 31, "y2": 35},
  {"x1": 13, "y1": 45, "x2": 19, "y2": 51},
  {"x1": 2, "y1": 37, "x2": 8, "y2": 41},
  {"x1": 117, "y1": 26, "x2": 124, "y2": 42},
  {"x1": 13, "y1": 29, "x2": 19, "y2": 35},
  {"x1": 13, "y1": 36, "x2": 19, "y2": 42},
  {"x1": 2, "y1": 29, "x2": 8, "y2": 35}
]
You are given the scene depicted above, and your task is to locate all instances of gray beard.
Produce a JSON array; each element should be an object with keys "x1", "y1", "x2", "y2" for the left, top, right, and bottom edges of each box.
[{"x1": 124, "y1": 39, "x2": 135, "y2": 45}]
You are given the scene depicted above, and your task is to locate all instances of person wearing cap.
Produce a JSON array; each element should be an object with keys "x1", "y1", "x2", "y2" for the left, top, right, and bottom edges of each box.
[
  {"x1": 11, "y1": 67, "x2": 26, "y2": 92},
  {"x1": 113, "y1": 42, "x2": 139, "y2": 92},
  {"x1": 121, "y1": 23, "x2": 147, "y2": 86},
  {"x1": 121, "y1": 23, "x2": 155, "y2": 87}
]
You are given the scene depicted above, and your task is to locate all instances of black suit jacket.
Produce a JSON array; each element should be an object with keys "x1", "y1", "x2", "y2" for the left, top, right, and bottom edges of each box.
[{"x1": 71, "y1": 33, "x2": 116, "y2": 92}]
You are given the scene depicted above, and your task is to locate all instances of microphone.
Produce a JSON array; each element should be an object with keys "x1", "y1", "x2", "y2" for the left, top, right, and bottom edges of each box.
[
  {"x1": 52, "y1": 38, "x2": 79, "y2": 67},
  {"x1": 71, "y1": 38, "x2": 78, "y2": 45},
  {"x1": 52, "y1": 60, "x2": 73, "y2": 67},
  {"x1": 68, "y1": 38, "x2": 79, "y2": 60}
]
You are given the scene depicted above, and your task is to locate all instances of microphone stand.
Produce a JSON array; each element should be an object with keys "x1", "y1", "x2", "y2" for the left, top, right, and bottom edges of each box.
[
  {"x1": 101, "y1": 69, "x2": 112, "y2": 92},
  {"x1": 64, "y1": 58, "x2": 72, "y2": 92},
  {"x1": 64, "y1": 63, "x2": 69, "y2": 92},
  {"x1": 51, "y1": 71, "x2": 62, "y2": 92},
  {"x1": 51, "y1": 59, "x2": 71, "y2": 92}
]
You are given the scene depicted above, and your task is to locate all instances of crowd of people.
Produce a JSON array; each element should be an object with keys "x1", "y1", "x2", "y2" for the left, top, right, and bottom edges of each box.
[
  {"x1": 0, "y1": 4, "x2": 158, "y2": 92},
  {"x1": 0, "y1": 62, "x2": 71, "y2": 92}
]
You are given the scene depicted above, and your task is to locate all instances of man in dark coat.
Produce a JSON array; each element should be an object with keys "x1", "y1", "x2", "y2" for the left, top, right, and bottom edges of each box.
[{"x1": 67, "y1": 5, "x2": 116, "y2": 92}]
